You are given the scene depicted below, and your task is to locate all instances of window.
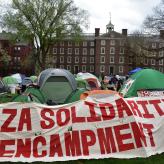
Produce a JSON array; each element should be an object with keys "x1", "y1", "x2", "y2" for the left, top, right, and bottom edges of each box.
[
  {"x1": 159, "y1": 43, "x2": 164, "y2": 48},
  {"x1": 101, "y1": 47, "x2": 105, "y2": 54},
  {"x1": 83, "y1": 41, "x2": 87, "y2": 47},
  {"x1": 110, "y1": 40, "x2": 115, "y2": 45},
  {"x1": 100, "y1": 56, "x2": 105, "y2": 63},
  {"x1": 75, "y1": 56, "x2": 79, "y2": 63},
  {"x1": 119, "y1": 57, "x2": 124, "y2": 63},
  {"x1": 159, "y1": 51, "x2": 164, "y2": 57},
  {"x1": 60, "y1": 48, "x2": 64, "y2": 54},
  {"x1": 90, "y1": 65, "x2": 94, "y2": 72},
  {"x1": 17, "y1": 57, "x2": 21, "y2": 61},
  {"x1": 82, "y1": 57, "x2": 87, "y2": 63},
  {"x1": 120, "y1": 40, "x2": 125, "y2": 46},
  {"x1": 119, "y1": 47, "x2": 124, "y2": 54},
  {"x1": 68, "y1": 48, "x2": 72, "y2": 54},
  {"x1": 75, "y1": 42, "x2": 79, "y2": 46},
  {"x1": 152, "y1": 43, "x2": 156, "y2": 48},
  {"x1": 53, "y1": 56, "x2": 57, "y2": 63},
  {"x1": 83, "y1": 48, "x2": 87, "y2": 55},
  {"x1": 100, "y1": 65, "x2": 105, "y2": 72},
  {"x1": 90, "y1": 48, "x2": 94, "y2": 55},
  {"x1": 90, "y1": 57, "x2": 94, "y2": 63},
  {"x1": 60, "y1": 56, "x2": 64, "y2": 63},
  {"x1": 17, "y1": 47, "x2": 21, "y2": 51},
  {"x1": 119, "y1": 66, "x2": 123, "y2": 73},
  {"x1": 151, "y1": 59, "x2": 155, "y2": 65},
  {"x1": 90, "y1": 42, "x2": 94, "y2": 46},
  {"x1": 75, "y1": 48, "x2": 79, "y2": 55},
  {"x1": 110, "y1": 56, "x2": 114, "y2": 63},
  {"x1": 67, "y1": 56, "x2": 72, "y2": 63},
  {"x1": 67, "y1": 65, "x2": 71, "y2": 71},
  {"x1": 68, "y1": 41, "x2": 72, "y2": 46},
  {"x1": 101, "y1": 40, "x2": 106, "y2": 46},
  {"x1": 159, "y1": 59, "x2": 163, "y2": 65},
  {"x1": 110, "y1": 47, "x2": 115, "y2": 54},
  {"x1": 82, "y1": 65, "x2": 86, "y2": 72},
  {"x1": 144, "y1": 58, "x2": 148, "y2": 65},
  {"x1": 60, "y1": 42, "x2": 64, "y2": 46}
]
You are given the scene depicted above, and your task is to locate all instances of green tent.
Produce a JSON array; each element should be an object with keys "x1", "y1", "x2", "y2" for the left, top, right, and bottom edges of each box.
[
  {"x1": 120, "y1": 69, "x2": 164, "y2": 97},
  {"x1": 2, "y1": 76, "x2": 18, "y2": 86}
]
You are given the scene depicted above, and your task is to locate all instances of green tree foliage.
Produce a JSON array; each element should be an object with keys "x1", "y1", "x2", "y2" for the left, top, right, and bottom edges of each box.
[{"x1": 0, "y1": 0, "x2": 89, "y2": 72}]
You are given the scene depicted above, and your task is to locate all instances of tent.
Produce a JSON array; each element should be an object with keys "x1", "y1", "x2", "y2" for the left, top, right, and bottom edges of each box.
[
  {"x1": 11, "y1": 73, "x2": 22, "y2": 84},
  {"x1": 120, "y1": 68, "x2": 164, "y2": 97},
  {"x1": 30, "y1": 75, "x2": 37, "y2": 83},
  {"x1": 2, "y1": 76, "x2": 18, "y2": 86},
  {"x1": 76, "y1": 72, "x2": 101, "y2": 90},
  {"x1": 128, "y1": 67, "x2": 142, "y2": 75},
  {"x1": 38, "y1": 68, "x2": 78, "y2": 104}
]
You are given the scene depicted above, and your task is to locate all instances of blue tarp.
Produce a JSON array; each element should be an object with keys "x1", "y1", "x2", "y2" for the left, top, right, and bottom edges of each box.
[{"x1": 128, "y1": 67, "x2": 142, "y2": 75}]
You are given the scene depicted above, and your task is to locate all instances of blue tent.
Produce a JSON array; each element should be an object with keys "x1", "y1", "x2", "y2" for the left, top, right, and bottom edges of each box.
[{"x1": 128, "y1": 67, "x2": 142, "y2": 75}]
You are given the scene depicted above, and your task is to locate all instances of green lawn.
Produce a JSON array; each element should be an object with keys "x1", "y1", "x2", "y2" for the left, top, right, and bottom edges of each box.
[{"x1": 1, "y1": 153, "x2": 164, "y2": 164}]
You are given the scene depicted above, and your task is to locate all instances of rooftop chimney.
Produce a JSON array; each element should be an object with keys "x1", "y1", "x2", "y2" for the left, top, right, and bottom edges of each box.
[
  {"x1": 95, "y1": 28, "x2": 100, "y2": 37},
  {"x1": 122, "y1": 29, "x2": 128, "y2": 36}
]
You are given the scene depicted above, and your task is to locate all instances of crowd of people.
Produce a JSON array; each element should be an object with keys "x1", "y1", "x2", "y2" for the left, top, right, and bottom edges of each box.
[{"x1": 100, "y1": 74, "x2": 128, "y2": 91}]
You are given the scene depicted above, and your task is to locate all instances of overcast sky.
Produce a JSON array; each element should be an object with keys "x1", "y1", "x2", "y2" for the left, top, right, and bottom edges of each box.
[
  {"x1": 74, "y1": 0, "x2": 161, "y2": 34},
  {"x1": 0, "y1": 0, "x2": 162, "y2": 34}
]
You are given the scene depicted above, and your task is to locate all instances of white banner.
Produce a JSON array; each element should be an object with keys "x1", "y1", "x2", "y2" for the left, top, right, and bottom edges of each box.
[{"x1": 0, "y1": 94, "x2": 164, "y2": 162}]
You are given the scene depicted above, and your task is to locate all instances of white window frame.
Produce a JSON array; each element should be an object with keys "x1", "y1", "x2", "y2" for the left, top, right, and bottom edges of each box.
[
  {"x1": 101, "y1": 47, "x2": 105, "y2": 54},
  {"x1": 68, "y1": 41, "x2": 72, "y2": 46},
  {"x1": 90, "y1": 57, "x2": 94, "y2": 63},
  {"x1": 159, "y1": 59, "x2": 163, "y2": 65},
  {"x1": 101, "y1": 40, "x2": 106, "y2": 46},
  {"x1": 110, "y1": 47, "x2": 115, "y2": 54},
  {"x1": 68, "y1": 48, "x2": 72, "y2": 54},
  {"x1": 90, "y1": 48, "x2": 94, "y2": 55},
  {"x1": 90, "y1": 65, "x2": 94, "y2": 72},
  {"x1": 75, "y1": 48, "x2": 79, "y2": 55},
  {"x1": 100, "y1": 56, "x2": 105, "y2": 63},
  {"x1": 83, "y1": 41, "x2": 87, "y2": 47},
  {"x1": 119, "y1": 47, "x2": 124, "y2": 54},
  {"x1": 119, "y1": 66, "x2": 123, "y2": 73},
  {"x1": 60, "y1": 56, "x2": 64, "y2": 63},
  {"x1": 83, "y1": 48, "x2": 87, "y2": 55},
  {"x1": 82, "y1": 57, "x2": 87, "y2": 63},
  {"x1": 100, "y1": 65, "x2": 105, "y2": 72},
  {"x1": 60, "y1": 48, "x2": 64, "y2": 54},
  {"x1": 152, "y1": 43, "x2": 156, "y2": 48},
  {"x1": 82, "y1": 65, "x2": 86, "y2": 72},
  {"x1": 75, "y1": 56, "x2": 79, "y2": 63},
  {"x1": 119, "y1": 57, "x2": 124, "y2": 64},
  {"x1": 151, "y1": 59, "x2": 155, "y2": 65},
  {"x1": 90, "y1": 41, "x2": 94, "y2": 46},
  {"x1": 67, "y1": 56, "x2": 72, "y2": 63},
  {"x1": 110, "y1": 56, "x2": 114, "y2": 63},
  {"x1": 110, "y1": 40, "x2": 115, "y2": 45},
  {"x1": 67, "y1": 65, "x2": 71, "y2": 71}
]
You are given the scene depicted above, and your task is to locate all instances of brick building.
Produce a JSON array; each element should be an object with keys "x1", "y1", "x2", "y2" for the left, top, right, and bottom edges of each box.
[{"x1": 0, "y1": 20, "x2": 164, "y2": 76}]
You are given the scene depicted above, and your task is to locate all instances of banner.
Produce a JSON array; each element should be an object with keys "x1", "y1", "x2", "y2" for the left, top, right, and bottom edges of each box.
[{"x1": 0, "y1": 94, "x2": 164, "y2": 162}]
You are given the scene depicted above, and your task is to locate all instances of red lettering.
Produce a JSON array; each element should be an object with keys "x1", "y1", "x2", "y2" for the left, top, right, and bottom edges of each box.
[
  {"x1": 143, "y1": 124, "x2": 155, "y2": 147},
  {"x1": 137, "y1": 101, "x2": 154, "y2": 118},
  {"x1": 15, "y1": 139, "x2": 31, "y2": 157},
  {"x1": 33, "y1": 136, "x2": 47, "y2": 157},
  {"x1": 0, "y1": 140, "x2": 15, "y2": 157},
  {"x1": 65, "y1": 131, "x2": 81, "y2": 156},
  {"x1": 81, "y1": 130, "x2": 96, "y2": 155},
  {"x1": 71, "y1": 106, "x2": 86, "y2": 123},
  {"x1": 149, "y1": 100, "x2": 164, "y2": 116},
  {"x1": 116, "y1": 98, "x2": 133, "y2": 118},
  {"x1": 114, "y1": 124, "x2": 135, "y2": 152},
  {"x1": 85, "y1": 101, "x2": 101, "y2": 122},
  {"x1": 18, "y1": 108, "x2": 32, "y2": 131},
  {"x1": 97, "y1": 128, "x2": 117, "y2": 154},
  {"x1": 56, "y1": 108, "x2": 70, "y2": 126},
  {"x1": 40, "y1": 108, "x2": 55, "y2": 129},
  {"x1": 99, "y1": 103, "x2": 115, "y2": 121},
  {"x1": 127, "y1": 100, "x2": 142, "y2": 117},
  {"x1": 130, "y1": 122, "x2": 147, "y2": 148},
  {"x1": 50, "y1": 134, "x2": 63, "y2": 157}
]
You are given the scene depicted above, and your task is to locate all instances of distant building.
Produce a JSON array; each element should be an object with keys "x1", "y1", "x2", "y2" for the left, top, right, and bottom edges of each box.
[{"x1": 0, "y1": 19, "x2": 164, "y2": 76}]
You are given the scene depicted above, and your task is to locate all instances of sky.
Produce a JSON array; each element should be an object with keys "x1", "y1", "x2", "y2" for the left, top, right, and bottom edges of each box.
[
  {"x1": 74, "y1": 0, "x2": 161, "y2": 34},
  {"x1": 0, "y1": 0, "x2": 162, "y2": 34}
]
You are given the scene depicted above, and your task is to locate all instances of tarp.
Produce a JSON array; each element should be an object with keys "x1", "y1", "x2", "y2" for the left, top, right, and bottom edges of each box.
[
  {"x1": 128, "y1": 67, "x2": 142, "y2": 75},
  {"x1": 120, "y1": 69, "x2": 164, "y2": 97},
  {"x1": 0, "y1": 94, "x2": 164, "y2": 162}
]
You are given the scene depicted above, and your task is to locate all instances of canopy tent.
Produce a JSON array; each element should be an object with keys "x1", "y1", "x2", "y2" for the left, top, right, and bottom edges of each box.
[
  {"x1": 128, "y1": 67, "x2": 142, "y2": 75},
  {"x1": 120, "y1": 68, "x2": 164, "y2": 97},
  {"x1": 38, "y1": 68, "x2": 78, "y2": 104},
  {"x1": 11, "y1": 73, "x2": 23, "y2": 84},
  {"x1": 76, "y1": 72, "x2": 101, "y2": 90}
]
